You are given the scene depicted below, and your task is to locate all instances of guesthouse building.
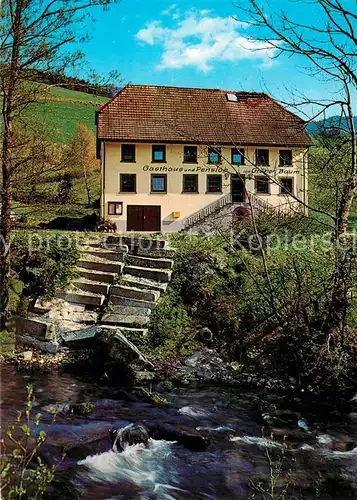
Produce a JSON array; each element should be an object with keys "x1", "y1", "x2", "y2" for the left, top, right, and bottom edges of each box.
[{"x1": 96, "y1": 84, "x2": 311, "y2": 232}]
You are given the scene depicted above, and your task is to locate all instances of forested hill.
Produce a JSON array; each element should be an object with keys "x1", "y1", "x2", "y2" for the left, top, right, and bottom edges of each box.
[{"x1": 306, "y1": 115, "x2": 357, "y2": 135}]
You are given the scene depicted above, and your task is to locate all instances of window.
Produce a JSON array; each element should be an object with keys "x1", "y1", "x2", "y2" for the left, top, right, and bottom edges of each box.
[
  {"x1": 207, "y1": 174, "x2": 222, "y2": 193},
  {"x1": 108, "y1": 202, "x2": 123, "y2": 215},
  {"x1": 152, "y1": 145, "x2": 166, "y2": 162},
  {"x1": 183, "y1": 174, "x2": 198, "y2": 193},
  {"x1": 279, "y1": 150, "x2": 292, "y2": 166},
  {"x1": 280, "y1": 178, "x2": 294, "y2": 195},
  {"x1": 255, "y1": 176, "x2": 270, "y2": 194},
  {"x1": 183, "y1": 146, "x2": 197, "y2": 163},
  {"x1": 256, "y1": 149, "x2": 269, "y2": 166},
  {"x1": 121, "y1": 144, "x2": 135, "y2": 162},
  {"x1": 208, "y1": 147, "x2": 222, "y2": 164},
  {"x1": 231, "y1": 148, "x2": 245, "y2": 165},
  {"x1": 151, "y1": 174, "x2": 167, "y2": 193},
  {"x1": 120, "y1": 174, "x2": 136, "y2": 193}
]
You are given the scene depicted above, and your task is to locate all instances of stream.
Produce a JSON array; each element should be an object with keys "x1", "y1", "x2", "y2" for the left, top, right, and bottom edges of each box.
[{"x1": 1, "y1": 364, "x2": 357, "y2": 499}]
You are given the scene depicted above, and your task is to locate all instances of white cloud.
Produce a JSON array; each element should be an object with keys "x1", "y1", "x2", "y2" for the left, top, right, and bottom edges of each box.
[
  {"x1": 135, "y1": 10, "x2": 277, "y2": 72},
  {"x1": 162, "y1": 4, "x2": 177, "y2": 16}
]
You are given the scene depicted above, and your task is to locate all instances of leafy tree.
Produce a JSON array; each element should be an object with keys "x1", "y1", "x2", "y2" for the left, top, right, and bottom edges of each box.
[
  {"x1": 233, "y1": 0, "x2": 357, "y2": 346},
  {"x1": 66, "y1": 123, "x2": 100, "y2": 205},
  {"x1": 0, "y1": 0, "x2": 119, "y2": 327}
]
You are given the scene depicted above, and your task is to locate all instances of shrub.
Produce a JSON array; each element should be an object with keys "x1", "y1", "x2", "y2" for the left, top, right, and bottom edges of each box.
[
  {"x1": 147, "y1": 289, "x2": 196, "y2": 361},
  {"x1": 0, "y1": 385, "x2": 55, "y2": 499},
  {"x1": 169, "y1": 234, "x2": 242, "y2": 339},
  {"x1": 10, "y1": 231, "x2": 79, "y2": 311},
  {"x1": 234, "y1": 239, "x2": 357, "y2": 391},
  {"x1": 95, "y1": 219, "x2": 117, "y2": 233},
  {"x1": 169, "y1": 228, "x2": 357, "y2": 392}
]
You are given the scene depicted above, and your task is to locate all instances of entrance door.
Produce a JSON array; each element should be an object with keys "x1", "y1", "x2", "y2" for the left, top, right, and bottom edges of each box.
[
  {"x1": 127, "y1": 205, "x2": 161, "y2": 232},
  {"x1": 231, "y1": 175, "x2": 246, "y2": 203}
]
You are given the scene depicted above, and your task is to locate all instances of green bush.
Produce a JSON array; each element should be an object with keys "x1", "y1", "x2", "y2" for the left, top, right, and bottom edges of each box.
[
  {"x1": 169, "y1": 234, "x2": 241, "y2": 337},
  {"x1": 147, "y1": 289, "x2": 196, "y2": 360},
  {"x1": 0, "y1": 385, "x2": 55, "y2": 499},
  {"x1": 10, "y1": 231, "x2": 79, "y2": 312},
  {"x1": 169, "y1": 228, "x2": 357, "y2": 392},
  {"x1": 234, "y1": 239, "x2": 357, "y2": 390}
]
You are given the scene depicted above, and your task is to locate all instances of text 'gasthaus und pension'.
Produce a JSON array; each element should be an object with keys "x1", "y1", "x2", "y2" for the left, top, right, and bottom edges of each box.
[{"x1": 142, "y1": 165, "x2": 300, "y2": 175}]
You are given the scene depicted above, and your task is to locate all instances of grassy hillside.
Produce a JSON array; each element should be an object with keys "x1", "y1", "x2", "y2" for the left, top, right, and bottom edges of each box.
[
  {"x1": 4, "y1": 85, "x2": 108, "y2": 225},
  {"x1": 28, "y1": 85, "x2": 108, "y2": 143}
]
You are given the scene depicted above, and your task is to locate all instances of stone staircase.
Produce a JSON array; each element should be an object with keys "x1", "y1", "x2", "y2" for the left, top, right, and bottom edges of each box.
[
  {"x1": 20, "y1": 236, "x2": 175, "y2": 348},
  {"x1": 57, "y1": 244, "x2": 124, "y2": 309},
  {"x1": 101, "y1": 240, "x2": 174, "y2": 330}
]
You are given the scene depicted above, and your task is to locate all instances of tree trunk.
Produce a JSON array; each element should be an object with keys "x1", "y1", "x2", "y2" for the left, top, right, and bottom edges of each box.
[
  {"x1": 328, "y1": 89, "x2": 357, "y2": 341},
  {"x1": 0, "y1": 161, "x2": 13, "y2": 329},
  {"x1": 83, "y1": 165, "x2": 92, "y2": 206},
  {"x1": 0, "y1": 1, "x2": 23, "y2": 328}
]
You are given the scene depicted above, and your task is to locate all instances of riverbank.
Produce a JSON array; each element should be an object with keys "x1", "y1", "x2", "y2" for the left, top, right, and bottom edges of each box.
[
  {"x1": 2, "y1": 330, "x2": 356, "y2": 425},
  {"x1": 2, "y1": 363, "x2": 357, "y2": 499}
]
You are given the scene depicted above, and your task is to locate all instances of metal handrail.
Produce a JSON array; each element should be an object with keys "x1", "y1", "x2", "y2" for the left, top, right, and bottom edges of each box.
[
  {"x1": 181, "y1": 192, "x2": 232, "y2": 230},
  {"x1": 247, "y1": 192, "x2": 274, "y2": 212},
  {"x1": 180, "y1": 190, "x2": 279, "y2": 230}
]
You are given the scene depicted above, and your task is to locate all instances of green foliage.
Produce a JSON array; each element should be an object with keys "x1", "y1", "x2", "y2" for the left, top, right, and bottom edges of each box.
[
  {"x1": 71, "y1": 402, "x2": 95, "y2": 415},
  {"x1": 169, "y1": 226, "x2": 357, "y2": 392},
  {"x1": 0, "y1": 331, "x2": 16, "y2": 357},
  {"x1": 0, "y1": 385, "x2": 55, "y2": 499},
  {"x1": 55, "y1": 174, "x2": 74, "y2": 204},
  {"x1": 147, "y1": 289, "x2": 196, "y2": 360},
  {"x1": 10, "y1": 231, "x2": 79, "y2": 309},
  {"x1": 8, "y1": 278, "x2": 24, "y2": 315},
  {"x1": 236, "y1": 211, "x2": 328, "y2": 242},
  {"x1": 235, "y1": 241, "x2": 333, "y2": 332},
  {"x1": 234, "y1": 238, "x2": 357, "y2": 390},
  {"x1": 169, "y1": 234, "x2": 241, "y2": 337},
  {"x1": 308, "y1": 140, "x2": 356, "y2": 227}
]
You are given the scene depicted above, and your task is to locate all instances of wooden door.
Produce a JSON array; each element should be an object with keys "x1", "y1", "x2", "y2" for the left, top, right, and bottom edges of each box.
[
  {"x1": 231, "y1": 175, "x2": 246, "y2": 203},
  {"x1": 143, "y1": 206, "x2": 161, "y2": 232},
  {"x1": 127, "y1": 205, "x2": 143, "y2": 231},
  {"x1": 127, "y1": 205, "x2": 161, "y2": 232}
]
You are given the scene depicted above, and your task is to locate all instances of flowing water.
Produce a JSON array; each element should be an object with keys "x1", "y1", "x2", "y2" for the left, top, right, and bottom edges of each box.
[{"x1": 1, "y1": 364, "x2": 357, "y2": 499}]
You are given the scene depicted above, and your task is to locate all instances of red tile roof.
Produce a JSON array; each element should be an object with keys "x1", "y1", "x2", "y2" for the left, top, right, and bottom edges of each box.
[{"x1": 97, "y1": 84, "x2": 311, "y2": 147}]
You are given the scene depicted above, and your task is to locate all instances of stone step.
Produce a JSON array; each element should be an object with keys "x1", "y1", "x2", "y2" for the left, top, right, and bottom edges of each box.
[
  {"x1": 81, "y1": 249, "x2": 125, "y2": 262},
  {"x1": 16, "y1": 317, "x2": 55, "y2": 341},
  {"x1": 124, "y1": 265, "x2": 171, "y2": 283},
  {"x1": 134, "y1": 247, "x2": 176, "y2": 259},
  {"x1": 106, "y1": 236, "x2": 167, "y2": 251},
  {"x1": 34, "y1": 299, "x2": 86, "y2": 315},
  {"x1": 121, "y1": 274, "x2": 168, "y2": 293},
  {"x1": 107, "y1": 305, "x2": 152, "y2": 317},
  {"x1": 101, "y1": 313, "x2": 150, "y2": 327},
  {"x1": 73, "y1": 279, "x2": 110, "y2": 295},
  {"x1": 118, "y1": 327, "x2": 148, "y2": 338},
  {"x1": 99, "y1": 325, "x2": 149, "y2": 338},
  {"x1": 126, "y1": 254, "x2": 173, "y2": 270},
  {"x1": 57, "y1": 289, "x2": 105, "y2": 307},
  {"x1": 75, "y1": 268, "x2": 116, "y2": 284},
  {"x1": 110, "y1": 295, "x2": 156, "y2": 309},
  {"x1": 111, "y1": 284, "x2": 160, "y2": 303},
  {"x1": 77, "y1": 259, "x2": 124, "y2": 274},
  {"x1": 83, "y1": 242, "x2": 129, "y2": 253},
  {"x1": 52, "y1": 311, "x2": 98, "y2": 324}
]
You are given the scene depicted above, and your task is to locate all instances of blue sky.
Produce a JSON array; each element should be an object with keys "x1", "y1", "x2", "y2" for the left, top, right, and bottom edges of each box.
[{"x1": 82, "y1": 0, "x2": 355, "y2": 119}]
